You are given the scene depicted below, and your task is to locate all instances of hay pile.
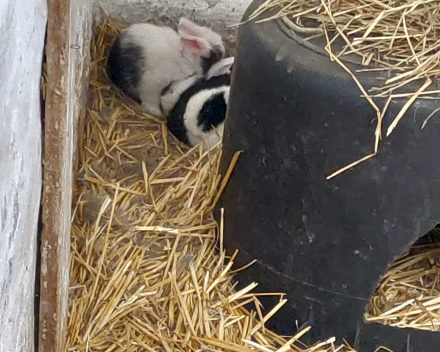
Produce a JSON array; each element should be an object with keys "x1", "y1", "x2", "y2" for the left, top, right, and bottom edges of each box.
[
  {"x1": 251, "y1": 0, "x2": 440, "y2": 332},
  {"x1": 250, "y1": 0, "x2": 440, "y2": 178},
  {"x1": 366, "y1": 239, "x2": 440, "y2": 331},
  {"x1": 66, "y1": 20, "x2": 356, "y2": 352}
]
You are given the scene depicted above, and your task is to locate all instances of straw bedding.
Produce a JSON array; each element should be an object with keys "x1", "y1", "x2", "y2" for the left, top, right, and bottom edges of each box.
[
  {"x1": 365, "y1": 232, "x2": 440, "y2": 331},
  {"x1": 251, "y1": 0, "x2": 440, "y2": 332},
  {"x1": 37, "y1": 7, "x2": 438, "y2": 352},
  {"x1": 65, "y1": 20, "x2": 360, "y2": 352}
]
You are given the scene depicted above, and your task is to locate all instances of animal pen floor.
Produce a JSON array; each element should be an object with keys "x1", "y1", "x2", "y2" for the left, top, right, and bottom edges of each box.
[{"x1": 64, "y1": 20, "x2": 440, "y2": 352}]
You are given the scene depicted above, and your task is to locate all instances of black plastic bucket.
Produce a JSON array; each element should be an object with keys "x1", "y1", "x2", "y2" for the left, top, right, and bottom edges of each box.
[{"x1": 216, "y1": 1, "x2": 440, "y2": 351}]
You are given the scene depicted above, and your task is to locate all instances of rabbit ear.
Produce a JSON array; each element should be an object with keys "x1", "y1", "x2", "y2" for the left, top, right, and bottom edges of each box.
[
  {"x1": 178, "y1": 18, "x2": 212, "y2": 56},
  {"x1": 178, "y1": 17, "x2": 225, "y2": 59},
  {"x1": 178, "y1": 17, "x2": 205, "y2": 37},
  {"x1": 180, "y1": 36, "x2": 212, "y2": 57},
  {"x1": 205, "y1": 57, "x2": 235, "y2": 80}
]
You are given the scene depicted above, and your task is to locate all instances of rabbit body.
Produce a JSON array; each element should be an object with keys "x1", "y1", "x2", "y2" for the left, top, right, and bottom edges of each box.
[
  {"x1": 107, "y1": 18, "x2": 225, "y2": 116},
  {"x1": 161, "y1": 57, "x2": 234, "y2": 149}
]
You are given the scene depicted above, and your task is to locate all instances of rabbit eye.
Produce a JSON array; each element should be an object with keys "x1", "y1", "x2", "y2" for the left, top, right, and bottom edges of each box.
[{"x1": 161, "y1": 82, "x2": 173, "y2": 96}]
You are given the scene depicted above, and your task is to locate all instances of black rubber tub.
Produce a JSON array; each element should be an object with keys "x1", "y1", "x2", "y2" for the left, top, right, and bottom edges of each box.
[{"x1": 216, "y1": 1, "x2": 440, "y2": 351}]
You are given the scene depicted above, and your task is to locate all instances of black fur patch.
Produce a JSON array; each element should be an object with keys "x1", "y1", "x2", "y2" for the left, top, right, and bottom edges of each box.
[
  {"x1": 197, "y1": 93, "x2": 227, "y2": 132},
  {"x1": 167, "y1": 74, "x2": 231, "y2": 146},
  {"x1": 107, "y1": 36, "x2": 143, "y2": 102},
  {"x1": 201, "y1": 45, "x2": 224, "y2": 74}
]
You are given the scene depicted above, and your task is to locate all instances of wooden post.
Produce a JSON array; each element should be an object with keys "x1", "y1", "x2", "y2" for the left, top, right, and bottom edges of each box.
[
  {"x1": 39, "y1": 0, "x2": 92, "y2": 350},
  {"x1": 0, "y1": 0, "x2": 46, "y2": 351},
  {"x1": 39, "y1": 0, "x2": 72, "y2": 349}
]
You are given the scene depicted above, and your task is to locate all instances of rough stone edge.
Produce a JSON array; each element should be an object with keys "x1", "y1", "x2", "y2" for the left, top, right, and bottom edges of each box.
[{"x1": 93, "y1": 0, "x2": 252, "y2": 55}]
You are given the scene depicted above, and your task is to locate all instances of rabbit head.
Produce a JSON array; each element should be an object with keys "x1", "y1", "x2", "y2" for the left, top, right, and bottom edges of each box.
[{"x1": 177, "y1": 18, "x2": 226, "y2": 73}]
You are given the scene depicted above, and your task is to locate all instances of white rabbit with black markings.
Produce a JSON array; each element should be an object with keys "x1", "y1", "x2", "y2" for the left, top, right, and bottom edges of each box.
[
  {"x1": 161, "y1": 57, "x2": 234, "y2": 149},
  {"x1": 106, "y1": 18, "x2": 225, "y2": 116}
]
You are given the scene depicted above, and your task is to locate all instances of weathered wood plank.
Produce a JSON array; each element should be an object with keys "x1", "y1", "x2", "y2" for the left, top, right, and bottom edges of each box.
[
  {"x1": 39, "y1": 0, "x2": 92, "y2": 350},
  {"x1": 39, "y1": 1, "x2": 72, "y2": 350},
  {"x1": 0, "y1": 0, "x2": 47, "y2": 351}
]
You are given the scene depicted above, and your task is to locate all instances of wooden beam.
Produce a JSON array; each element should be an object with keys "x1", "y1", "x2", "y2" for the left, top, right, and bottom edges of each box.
[
  {"x1": 39, "y1": 0, "x2": 72, "y2": 350},
  {"x1": 39, "y1": 0, "x2": 93, "y2": 349}
]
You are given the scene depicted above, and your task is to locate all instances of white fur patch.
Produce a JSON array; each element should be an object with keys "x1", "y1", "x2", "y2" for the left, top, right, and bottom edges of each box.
[{"x1": 160, "y1": 74, "x2": 201, "y2": 115}]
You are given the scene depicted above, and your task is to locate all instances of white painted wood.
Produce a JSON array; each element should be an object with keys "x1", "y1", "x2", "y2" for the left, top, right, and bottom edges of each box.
[{"x1": 0, "y1": 0, "x2": 47, "y2": 350}]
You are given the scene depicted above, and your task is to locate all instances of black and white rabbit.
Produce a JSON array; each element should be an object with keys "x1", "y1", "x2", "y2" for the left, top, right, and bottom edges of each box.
[
  {"x1": 106, "y1": 18, "x2": 225, "y2": 117},
  {"x1": 161, "y1": 57, "x2": 234, "y2": 149}
]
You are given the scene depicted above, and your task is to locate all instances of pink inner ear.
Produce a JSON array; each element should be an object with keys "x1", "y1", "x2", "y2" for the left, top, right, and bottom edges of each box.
[{"x1": 181, "y1": 37, "x2": 202, "y2": 52}]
